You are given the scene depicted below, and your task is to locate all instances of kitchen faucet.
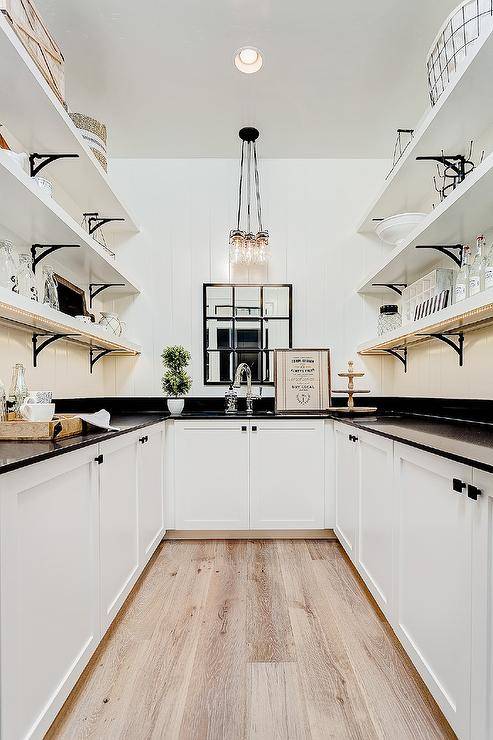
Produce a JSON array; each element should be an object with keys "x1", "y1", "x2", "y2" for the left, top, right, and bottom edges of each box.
[{"x1": 233, "y1": 362, "x2": 259, "y2": 415}]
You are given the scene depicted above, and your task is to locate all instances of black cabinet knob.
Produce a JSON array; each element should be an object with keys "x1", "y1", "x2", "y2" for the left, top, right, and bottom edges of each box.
[
  {"x1": 252, "y1": 425, "x2": 258, "y2": 432},
  {"x1": 241, "y1": 425, "x2": 247, "y2": 432},
  {"x1": 467, "y1": 484, "x2": 481, "y2": 501},
  {"x1": 452, "y1": 478, "x2": 466, "y2": 493}
]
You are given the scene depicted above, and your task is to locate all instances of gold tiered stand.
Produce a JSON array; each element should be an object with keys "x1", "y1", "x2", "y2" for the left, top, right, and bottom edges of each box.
[{"x1": 329, "y1": 360, "x2": 377, "y2": 414}]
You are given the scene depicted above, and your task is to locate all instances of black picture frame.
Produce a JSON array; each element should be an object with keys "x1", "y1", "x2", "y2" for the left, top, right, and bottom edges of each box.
[{"x1": 203, "y1": 283, "x2": 293, "y2": 386}]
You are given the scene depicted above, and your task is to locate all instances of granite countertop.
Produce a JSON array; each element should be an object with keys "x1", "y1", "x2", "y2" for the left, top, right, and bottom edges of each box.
[
  {"x1": 2, "y1": 407, "x2": 493, "y2": 476},
  {"x1": 335, "y1": 415, "x2": 493, "y2": 474},
  {"x1": 0, "y1": 414, "x2": 167, "y2": 476}
]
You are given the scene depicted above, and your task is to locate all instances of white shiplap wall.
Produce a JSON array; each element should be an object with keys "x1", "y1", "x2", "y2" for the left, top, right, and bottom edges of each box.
[{"x1": 103, "y1": 158, "x2": 389, "y2": 397}]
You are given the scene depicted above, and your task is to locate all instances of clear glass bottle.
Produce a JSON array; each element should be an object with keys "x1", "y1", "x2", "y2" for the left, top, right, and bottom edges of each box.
[
  {"x1": 469, "y1": 235, "x2": 486, "y2": 296},
  {"x1": 42, "y1": 264, "x2": 59, "y2": 310},
  {"x1": 377, "y1": 304, "x2": 402, "y2": 335},
  {"x1": 15, "y1": 253, "x2": 38, "y2": 301},
  {"x1": 0, "y1": 239, "x2": 18, "y2": 291},
  {"x1": 224, "y1": 384, "x2": 238, "y2": 413},
  {"x1": 0, "y1": 377, "x2": 6, "y2": 421},
  {"x1": 485, "y1": 239, "x2": 493, "y2": 291},
  {"x1": 8, "y1": 363, "x2": 28, "y2": 414},
  {"x1": 454, "y1": 245, "x2": 471, "y2": 303}
]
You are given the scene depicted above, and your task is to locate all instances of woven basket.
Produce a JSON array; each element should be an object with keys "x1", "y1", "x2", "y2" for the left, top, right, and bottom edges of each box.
[
  {"x1": 69, "y1": 112, "x2": 108, "y2": 171},
  {"x1": 427, "y1": 0, "x2": 493, "y2": 106}
]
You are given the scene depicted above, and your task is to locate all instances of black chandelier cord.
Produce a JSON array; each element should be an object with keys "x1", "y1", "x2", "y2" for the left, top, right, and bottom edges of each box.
[
  {"x1": 253, "y1": 141, "x2": 263, "y2": 232},
  {"x1": 247, "y1": 141, "x2": 252, "y2": 233},
  {"x1": 236, "y1": 140, "x2": 246, "y2": 231}
]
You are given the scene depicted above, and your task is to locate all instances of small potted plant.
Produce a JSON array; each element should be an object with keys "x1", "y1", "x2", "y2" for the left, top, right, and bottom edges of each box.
[{"x1": 162, "y1": 345, "x2": 192, "y2": 416}]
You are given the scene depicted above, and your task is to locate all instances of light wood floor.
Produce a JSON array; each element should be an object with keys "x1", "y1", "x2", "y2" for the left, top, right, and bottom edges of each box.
[{"x1": 46, "y1": 540, "x2": 455, "y2": 739}]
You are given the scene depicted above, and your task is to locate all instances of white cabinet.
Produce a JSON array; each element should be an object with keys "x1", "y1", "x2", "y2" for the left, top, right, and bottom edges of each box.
[
  {"x1": 0, "y1": 448, "x2": 100, "y2": 740},
  {"x1": 356, "y1": 429, "x2": 394, "y2": 617},
  {"x1": 249, "y1": 419, "x2": 325, "y2": 529},
  {"x1": 99, "y1": 431, "x2": 140, "y2": 632},
  {"x1": 174, "y1": 419, "x2": 249, "y2": 529},
  {"x1": 470, "y1": 468, "x2": 493, "y2": 740},
  {"x1": 393, "y1": 443, "x2": 473, "y2": 739},
  {"x1": 172, "y1": 419, "x2": 326, "y2": 531},
  {"x1": 138, "y1": 422, "x2": 166, "y2": 566},
  {"x1": 334, "y1": 421, "x2": 359, "y2": 558}
]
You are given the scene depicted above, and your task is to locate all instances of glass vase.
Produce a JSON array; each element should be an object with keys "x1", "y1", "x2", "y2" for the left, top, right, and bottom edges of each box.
[
  {"x1": 42, "y1": 264, "x2": 59, "y2": 310},
  {"x1": 8, "y1": 363, "x2": 28, "y2": 414},
  {"x1": 0, "y1": 239, "x2": 18, "y2": 291},
  {"x1": 15, "y1": 253, "x2": 38, "y2": 301}
]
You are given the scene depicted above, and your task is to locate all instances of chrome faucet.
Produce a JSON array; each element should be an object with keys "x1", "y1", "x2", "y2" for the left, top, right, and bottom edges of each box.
[{"x1": 233, "y1": 362, "x2": 258, "y2": 415}]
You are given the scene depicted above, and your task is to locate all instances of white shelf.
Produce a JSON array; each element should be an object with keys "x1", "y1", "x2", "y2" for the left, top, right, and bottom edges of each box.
[
  {"x1": 0, "y1": 13, "x2": 138, "y2": 234},
  {"x1": 0, "y1": 151, "x2": 141, "y2": 296},
  {"x1": 357, "y1": 150, "x2": 493, "y2": 295},
  {"x1": 358, "y1": 27, "x2": 493, "y2": 233},
  {"x1": 357, "y1": 288, "x2": 493, "y2": 354},
  {"x1": 0, "y1": 287, "x2": 141, "y2": 354}
]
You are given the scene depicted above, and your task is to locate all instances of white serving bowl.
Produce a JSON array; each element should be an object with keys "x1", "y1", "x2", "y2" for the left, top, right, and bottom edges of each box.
[{"x1": 375, "y1": 213, "x2": 427, "y2": 246}]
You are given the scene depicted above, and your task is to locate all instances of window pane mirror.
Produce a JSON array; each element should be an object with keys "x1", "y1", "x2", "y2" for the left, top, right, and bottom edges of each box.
[{"x1": 203, "y1": 284, "x2": 292, "y2": 385}]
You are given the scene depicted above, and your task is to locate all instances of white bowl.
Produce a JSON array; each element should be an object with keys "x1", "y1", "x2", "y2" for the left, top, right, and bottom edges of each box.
[{"x1": 375, "y1": 213, "x2": 427, "y2": 246}]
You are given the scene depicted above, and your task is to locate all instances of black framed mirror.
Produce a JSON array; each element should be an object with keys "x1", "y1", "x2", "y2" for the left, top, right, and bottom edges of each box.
[{"x1": 203, "y1": 283, "x2": 292, "y2": 385}]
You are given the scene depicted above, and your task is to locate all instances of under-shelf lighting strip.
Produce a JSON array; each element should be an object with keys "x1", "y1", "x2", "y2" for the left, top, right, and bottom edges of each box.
[{"x1": 0, "y1": 300, "x2": 139, "y2": 353}]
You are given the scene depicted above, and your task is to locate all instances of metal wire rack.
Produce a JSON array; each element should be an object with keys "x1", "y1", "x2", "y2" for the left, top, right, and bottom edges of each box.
[{"x1": 427, "y1": 0, "x2": 493, "y2": 106}]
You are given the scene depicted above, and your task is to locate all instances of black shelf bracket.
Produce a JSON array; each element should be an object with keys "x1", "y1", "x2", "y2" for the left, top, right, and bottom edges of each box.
[
  {"x1": 416, "y1": 332, "x2": 464, "y2": 366},
  {"x1": 31, "y1": 244, "x2": 81, "y2": 273},
  {"x1": 88, "y1": 283, "x2": 126, "y2": 309},
  {"x1": 83, "y1": 212, "x2": 126, "y2": 235},
  {"x1": 90, "y1": 347, "x2": 127, "y2": 374},
  {"x1": 372, "y1": 283, "x2": 408, "y2": 296},
  {"x1": 29, "y1": 153, "x2": 79, "y2": 178},
  {"x1": 383, "y1": 346, "x2": 408, "y2": 373},
  {"x1": 32, "y1": 333, "x2": 81, "y2": 367},
  {"x1": 415, "y1": 244, "x2": 463, "y2": 268},
  {"x1": 416, "y1": 154, "x2": 470, "y2": 181}
]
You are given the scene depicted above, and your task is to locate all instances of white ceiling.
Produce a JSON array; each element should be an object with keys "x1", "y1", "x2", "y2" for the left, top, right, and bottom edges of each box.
[{"x1": 37, "y1": 0, "x2": 458, "y2": 158}]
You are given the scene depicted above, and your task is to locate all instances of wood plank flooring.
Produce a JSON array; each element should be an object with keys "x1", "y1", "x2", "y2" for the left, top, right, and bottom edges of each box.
[{"x1": 46, "y1": 540, "x2": 455, "y2": 739}]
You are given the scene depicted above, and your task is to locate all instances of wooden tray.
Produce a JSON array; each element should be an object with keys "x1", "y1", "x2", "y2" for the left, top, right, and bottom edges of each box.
[{"x1": 0, "y1": 413, "x2": 83, "y2": 441}]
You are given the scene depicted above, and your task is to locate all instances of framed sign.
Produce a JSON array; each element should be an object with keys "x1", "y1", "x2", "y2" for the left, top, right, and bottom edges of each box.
[{"x1": 274, "y1": 349, "x2": 331, "y2": 413}]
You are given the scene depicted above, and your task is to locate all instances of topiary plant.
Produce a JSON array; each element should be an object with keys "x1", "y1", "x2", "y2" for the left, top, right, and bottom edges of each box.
[{"x1": 161, "y1": 345, "x2": 192, "y2": 397}]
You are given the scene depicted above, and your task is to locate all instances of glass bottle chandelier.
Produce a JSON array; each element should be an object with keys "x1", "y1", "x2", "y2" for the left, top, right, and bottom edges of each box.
[{"x1": 229, "y1": 127, "x2": 269, "y2": 265}]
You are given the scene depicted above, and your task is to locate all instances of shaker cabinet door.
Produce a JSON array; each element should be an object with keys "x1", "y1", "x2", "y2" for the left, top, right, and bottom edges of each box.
[
  {"x1": 0, "y1": 449, "x2": 100, "y2": 740},
  {"x1": 393, "y1": 443, "x2": 472, "y2": 739},
  {"x1": 138, "y1": 422, "x2": 165, "y2": 567},
  {"x1": 99, "y1": 431, "x2": 140, "y2": 633},
  {"x1": 174, "y1": 420, "x2": 249, "y2": 529},
  {"x1": 356, "y1": 429, "x2": 394, "y2": 618},
  {"x1": 249, "y1": 419, "x2": 325, "y2": 529},
  {"x1": 334, "y1": 422, "x2": 359, "y2": 559},
  {"x1": 470, "y1": 468, "x2": 493, "y2": 740}
]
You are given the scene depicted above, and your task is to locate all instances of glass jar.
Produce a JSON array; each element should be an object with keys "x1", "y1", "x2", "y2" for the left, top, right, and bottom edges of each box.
[
  {"x1": 8, "y1": 363, "x2": 28, "y2": 414},
  {"x1": 377, "y1": 304, "x2": 402, "y2": 335},
  {"x1": 15, "y1": 253, "x2": 38, "y2": 301},
  {"x1": 42, "y1": 264, "x2": 59, "y2": 310},
  {"x1": 0, "y1": 239, "x2": 18, "y2": 291}
]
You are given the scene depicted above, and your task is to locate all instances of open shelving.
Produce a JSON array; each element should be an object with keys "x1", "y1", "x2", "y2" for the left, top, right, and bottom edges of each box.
[
  {"x1": 0, "y1": 151, "x2": 141, "y2": 297},
  {"x1": 0, "y1": 287, "x2": 141, "y2": 355},
  {"x1": 357, "y1": 26, "x2": 493, "y2": 233},
  {"x1": 357, "y1": 150, "x2": 493, "y2": 295},
  {"x1": 357, "y1": 288, "x2": 493, "y2": 360},
  {"x1": 0, "y1": 12, "x2": 139, "y2": 233}
]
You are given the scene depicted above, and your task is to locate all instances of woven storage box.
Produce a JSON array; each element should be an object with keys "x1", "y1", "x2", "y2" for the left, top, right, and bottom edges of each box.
[
  {"x1": 0, "y1": 0, "x2": 65, "y2": 104},
  {"x1": 69, "y1": 112, "x2": 108, "y2": 171}
]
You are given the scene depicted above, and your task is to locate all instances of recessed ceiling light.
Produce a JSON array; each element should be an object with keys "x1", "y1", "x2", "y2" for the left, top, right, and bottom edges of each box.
[{"x1": 234, "y1": 46, "x2": 263, "y2": 74}]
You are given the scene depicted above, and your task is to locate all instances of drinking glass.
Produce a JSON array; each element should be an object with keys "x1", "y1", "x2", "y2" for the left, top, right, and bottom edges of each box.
[
  {"x1": 42, "y1": 264, "x2": 59, "y2": 310},
  {"x1": 15, "y1": 253, "x2": 38, "y2": 301},
  {"x1": 0, "y1": 239, "x2": 18, "y2": 291}
]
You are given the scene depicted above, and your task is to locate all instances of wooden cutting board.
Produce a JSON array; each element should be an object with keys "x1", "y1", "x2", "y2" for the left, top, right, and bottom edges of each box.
[{"x1": 0, "y1": 414, "x2": 83, "y2": 441}]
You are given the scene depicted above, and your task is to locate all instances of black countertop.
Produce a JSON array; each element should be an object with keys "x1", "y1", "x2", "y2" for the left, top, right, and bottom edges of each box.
[
  {"x1": 0, "y1": 414, "x2": 166, "y2": 476},
  {"x1": 2, "y1": 404, "x2": 493, "y2": 477},
  {"x1": 334, "y1": 415, "x2": 493, "y2": 474}
]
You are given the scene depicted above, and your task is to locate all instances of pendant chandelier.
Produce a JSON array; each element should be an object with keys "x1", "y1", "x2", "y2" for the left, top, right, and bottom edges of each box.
[{"x1": 229, "y1": 127, "x2": 269, "y2": 265}]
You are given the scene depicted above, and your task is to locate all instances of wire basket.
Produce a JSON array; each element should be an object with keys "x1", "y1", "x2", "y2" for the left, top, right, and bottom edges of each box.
[{"x1": 427, "y1": 0, "x2": 493, "y2": 106}]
